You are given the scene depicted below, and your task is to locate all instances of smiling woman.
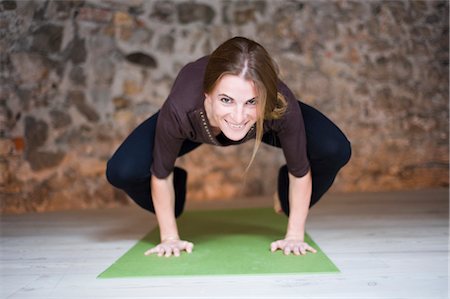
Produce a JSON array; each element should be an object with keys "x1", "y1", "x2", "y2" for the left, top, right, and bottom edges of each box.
[
  {"x1": 106, "y1": 36, "x2": 351, "y2": 258},
  {"x1": 203, "y1": 37, "x2": 288, "y2": 171},
  {"x1": 204, "y1": 75, "x2": 258, "y2": 141}
]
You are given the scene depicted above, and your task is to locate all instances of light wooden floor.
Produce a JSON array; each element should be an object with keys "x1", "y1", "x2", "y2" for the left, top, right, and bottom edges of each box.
[{"x1": 1, "y1": 188, "x2": 448, "y2": 299}]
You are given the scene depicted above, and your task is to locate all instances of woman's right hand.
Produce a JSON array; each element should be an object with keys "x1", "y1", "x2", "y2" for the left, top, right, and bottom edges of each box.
[{"x1": 144, "y1": 238, "x2": 194, "y2": 257}]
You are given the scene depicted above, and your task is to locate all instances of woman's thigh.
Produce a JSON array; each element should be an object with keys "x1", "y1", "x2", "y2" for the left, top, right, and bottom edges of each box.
[
  {"x1": 299, "y1": 102, "x2": 350, "y2": 163},
  {"x1": 106, "y1": 113, "x2": 159, "y2": 185},
  {"x1": 106, "y1": 112, "x2": 202, "y2": 186},
  {"x1": 262, "y1": 101, "x2": 350, "y2": 163}
]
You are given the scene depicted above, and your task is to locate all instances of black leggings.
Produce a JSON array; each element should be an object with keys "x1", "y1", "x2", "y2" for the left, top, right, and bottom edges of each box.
[{"x1": 106, "y1": 102, "x2": 351, "y2": 217}]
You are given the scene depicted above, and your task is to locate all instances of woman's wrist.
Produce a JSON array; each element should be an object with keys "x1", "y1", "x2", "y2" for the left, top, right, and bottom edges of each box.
[
  {"x1": 285, "y1": 218, "x2": 305, "y2": 240},
  {"x1": 284, "y1": 234, "x2": 304, "y2": 241},
  {"x1": 161, "y1": 235, "x2": 180, "y2": 242},
  {"x1": 284, "y1": 230, "x2": 305, "y2": 241}
]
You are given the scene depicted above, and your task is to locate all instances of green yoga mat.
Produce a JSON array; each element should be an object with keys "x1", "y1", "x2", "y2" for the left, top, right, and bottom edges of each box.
[{"x1": 98, "y1": 207, "x2": 339, "y2": 278}]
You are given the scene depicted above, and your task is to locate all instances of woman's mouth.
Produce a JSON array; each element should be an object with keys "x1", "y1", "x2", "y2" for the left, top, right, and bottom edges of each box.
[{"x1": 225, "y1": 120, "x2": 247, "y2": 130}]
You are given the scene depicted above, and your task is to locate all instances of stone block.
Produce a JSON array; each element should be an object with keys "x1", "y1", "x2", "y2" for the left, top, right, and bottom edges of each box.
[
  {"x1": 69, "y1": 66, "x2": 86, "y2": 85},
  {"x1": 50, "y1": 110, "x2": 72, "y2": 129},
  {"x1": 234, "y1": 9, "x2": 256, "y2": 25},
  {"x1": 122, "y1": 26, "x2": 153, "y2": 44},
  {"x1": 0, "y1": 138, "x2": 14, "y2": 155},
  {"x1": 118, "y1": 27, "x2": 132, "y2": 41},
  {"x1": 157, "y1": 34, "x2": 175, "y2": 53},
  {"x1": 31, "y1": 24, "x2": 63, "y2": 53},
  {"x1": 113, "y1": 96, "x2": 130, "y2": 110},
  {"x1": 151, "y1": 0, "x2": 175, "y2": 23},
  {"x1": 177, "y1": 2, "x2": 215, "y2": 24},
  {"x1": 67, "y1": 91, "x2": 100, "y2": 123},
  {"x1": 24, "y1": 116, "x2": 48, "y2": 151},
  {"x1": 25, "y1": 150, "x2": 66, "y2": 171},
  {"x1": 122, "y1": 80, "x2": 142, "y2": 96},
  {"x1": 78, "y1": 158, "x2": 106, "y2": 177},
  {"x1": 12, "y1": 137, "x2": 25, "y2": 153},
  {"x1": 43, "y1": 1, "x2": 80, "y2": 21},
  {"x1": 10, "y1": 52, "x2": 50, "y2": 84},
  {"x1": 113, "y1": 110, "x2": 134, "y2": 129},
  {"x1": 0, "y1": 159, "x2": 9, "y2": 185},
  {"x1": 125, "y1": 52, "x2": 157, "y2": 68},
  {"x1": 77, "y1": 6, "x2": 113, "y2": 23},
  {"x1": 114, "y1": 11, "x2": 134, "y2": 27},
  {"x1": 64, "y1": 36, "x2": 87, "y2": 65},
  {"x1": 1, "y1": 1, "x2": 16, "y2": 10},
  {"x1": 92, "y1": 57, "x2": 115, "y2": 85}
]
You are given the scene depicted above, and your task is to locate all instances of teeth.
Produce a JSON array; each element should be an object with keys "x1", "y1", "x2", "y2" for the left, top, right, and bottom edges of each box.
[
  {"x1": 226, "y1": 121, "x2": 244, "y2": 129},
  {"x1": 230, "y1": 124, "x2": 244, "y2": 129}
]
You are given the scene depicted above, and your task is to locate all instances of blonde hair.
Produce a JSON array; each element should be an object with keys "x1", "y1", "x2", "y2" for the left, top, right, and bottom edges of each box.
[{"x1": 203, "y1": 36, "x2": 287, "y2": 172}]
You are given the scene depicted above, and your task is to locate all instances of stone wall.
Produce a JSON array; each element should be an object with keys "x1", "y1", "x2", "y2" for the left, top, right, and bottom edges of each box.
[{"x1": 1, "y1": 0, "x2": 448, "y2": 214}]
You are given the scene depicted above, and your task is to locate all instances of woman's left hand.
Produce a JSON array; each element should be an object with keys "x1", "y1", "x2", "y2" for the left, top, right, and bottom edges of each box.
[{"x1": 270, "y1": 238, "x2": 317, "y2": 256}]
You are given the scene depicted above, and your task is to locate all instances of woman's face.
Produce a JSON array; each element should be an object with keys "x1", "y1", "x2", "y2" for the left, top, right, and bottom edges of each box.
[{"x1": 204, "y1": 74, "x2": 258, "y2": 141}]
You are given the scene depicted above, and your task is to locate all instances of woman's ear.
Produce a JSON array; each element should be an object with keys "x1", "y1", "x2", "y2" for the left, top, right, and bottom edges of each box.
[{"x1": 204, "y1": 92, "x2": 211, "y2": 103}]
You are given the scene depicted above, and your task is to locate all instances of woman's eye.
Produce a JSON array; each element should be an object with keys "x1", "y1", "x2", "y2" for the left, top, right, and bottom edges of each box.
[
  {"x1": 247, "y1": 99, "x2": 257, "y2": 105},
  {"x1": 220, "y1": 97, "x2": 232, "y2": 104}
]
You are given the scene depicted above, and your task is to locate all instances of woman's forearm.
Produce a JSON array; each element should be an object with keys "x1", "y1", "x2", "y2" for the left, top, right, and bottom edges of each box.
[
  {"x1": 285, "y1": 169, "x2": 312, "y2": 241},
  {"x1": 151, "y1": 173, "x2": 180, "y2": 241}
]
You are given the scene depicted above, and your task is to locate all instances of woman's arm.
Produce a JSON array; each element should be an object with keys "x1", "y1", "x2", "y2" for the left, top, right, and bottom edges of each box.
[
  {"x1": 144, "y1": 173, "x2": 193, "y2": 257},
  {"x1": 285, "y1": 170, "x2": 312, "y2": 240},
  {"x1": 270, "y1": 169, "x2": 317, "y2": 255},
  {"x1": 151, "y1": 173, "x2": 179, "y2": 241}
]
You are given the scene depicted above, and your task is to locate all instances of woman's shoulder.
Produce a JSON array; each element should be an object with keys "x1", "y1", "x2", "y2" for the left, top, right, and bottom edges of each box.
[
  {"x1": 177, "y1": 55, "x2": 209, "y2": 77},
  {"x1": 263, "y1": 80, "x2": 302, "y2": 131},
  {"x1": 161, "y1": 56, "x2": 210, "y2": 119}
]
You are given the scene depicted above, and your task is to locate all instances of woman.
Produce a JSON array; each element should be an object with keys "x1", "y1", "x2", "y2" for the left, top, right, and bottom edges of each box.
[{"x1": 106, "y1": 36, "x2": 351, "y2": 258}]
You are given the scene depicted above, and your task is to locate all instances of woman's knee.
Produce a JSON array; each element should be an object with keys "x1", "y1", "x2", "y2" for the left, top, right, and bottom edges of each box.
[
  {"x1": 318, "y1": 136, "x2": 352, "y2": 169},
  {"x1": 105, "y1": 158, "x2": 122, "y2": 188},
  {"x1": 300, "y1": 102, "x2": 351, "y2": 168},
  {"x1": 342, "y1": 139, "x2": 352, "y2": 167},
  {"x1": 332, "y1": 138, "x2": 351, "y2": 168},
  {"x1": 105, "y1": 157, "x2": 144, "y2": 189}
]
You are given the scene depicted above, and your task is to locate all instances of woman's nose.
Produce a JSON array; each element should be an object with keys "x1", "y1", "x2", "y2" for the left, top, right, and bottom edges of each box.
[{"x1": 231, "y1": 105, "x2": 245, "y2": 123}]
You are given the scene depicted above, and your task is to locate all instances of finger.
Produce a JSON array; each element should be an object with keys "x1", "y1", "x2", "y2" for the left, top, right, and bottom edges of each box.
[
  {"x1": 270, "y1": 242, "x2": 277, "y2": 252},
  {"x1": 164, "y1": 247, "x2": 173, "y2": 257},
  {"x1": 307, "y1": 246, "x2": 317, "y2": 253},
  {"x1": 186, "y1": 242, "x2": 194, "y2": 253},
  {"x1": 284, "y1": 246, "x2": 291, "y2": 255},
  {"x1": 173, "y1": 248, "x2": 180, "y2": 257},
  {"x1": 277, "y1": 240, "x2": 285, "y2": 248},
  {"x1": 271, "y1": 240, "x2": 282, "y2": 252},
  {"x1": 293, "y1": 246, "x2": 300, "y2": 256},
  {"x1": 157, "y1": 247, "x2": 165, "y2": 257},
  {"x1": 145, "y1": 246, "x2": 159, "y2": 256},
  {"x1": 299, "y1": 246, "x2": 306, "y2": 255},
  {"x1": 181, "y1": 241, "x2": 188, "y2": 251}
]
